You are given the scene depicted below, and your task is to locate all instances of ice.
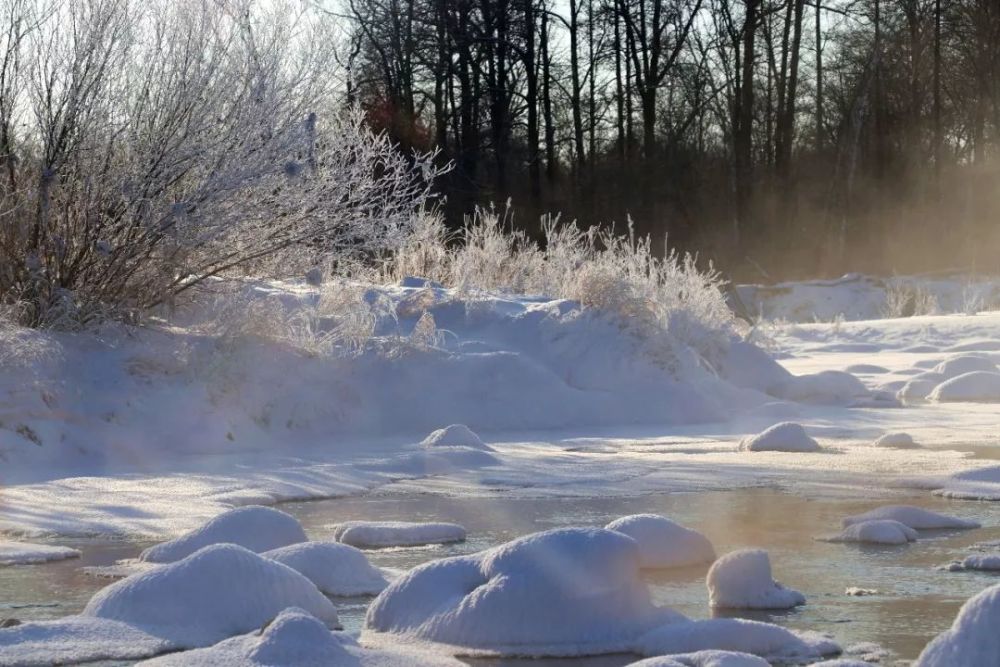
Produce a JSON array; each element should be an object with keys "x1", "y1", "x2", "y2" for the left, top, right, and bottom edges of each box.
[
  {"x1": 928, "y1": 371, "x2": 1000, "y2": 402},
  {"x1": 0, "y1": 542, "x2": 80, "y2": 565},
  {"x1": 636, "y1": 618, "x2": 838, "y2": 662},
  {"x1": 262, "y1": 542, "x2": 389, "y2": 596},
  {"x1": 135, "y1": 608, "x2": 461, "y2": 666},
  {"x1": 841, "y1": 505, "x2": 979, "y2": 530},
  {"x1": 916, "y1": 583, "x2": 1000, "y2": 666},
  {"x1": 85, "y1": 544, "x2": 340, "y2": 646},
  {"x1": 0, "y1": 617, "x2": 172, "y2": 667},
  {"x1": 821, "y1": 519, "x2": 918, "y2": 545},
  {"x1": 330, "y1": 521, "x2": 466, "y2": 548},
  {"x1": 364, "y1": 527, "x2": 682, "y2": 657},
  {"x1": 932, "y1": 355, "x2": 998, "y2": 378},
  {"x1": 738, "y1": 422, "x2": 820, "y2": 453},
  {"x1": 139, "y1": 506, "x2": 308, "y2": 563},
  {"x1": 605, "y1": 514, "x2": 715, "y2": 569},
  {"x1": 420, "y1": 424, "x2": 493, "y2": 451},
  {"x1": 871, "y1": 432, "x2": 918, "y2": 448},
  {"x1": 706, "y1": 549, "x2": 805, "y2": 609},
  {"x1": 626, "y1": 650, "x2": 769, "y2": 666}
]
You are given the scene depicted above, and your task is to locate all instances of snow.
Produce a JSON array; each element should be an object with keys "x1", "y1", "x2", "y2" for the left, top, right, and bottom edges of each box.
[
  {"x1": 841, "y1": 505, "x2": 980, "y2": 530},
  {"x1": 635, "y1": 618, "x2": 838, "y2": 662},
  {"x1": 928, "y1": 371, "x2": 1000, "y2": 402},
  {"x1": 932, "y1": 355, "x2": 998, "y2": 378},
  {"x1": 85, "y1": 544, "x2": 340, "y2": 645},
  {"x1": 897, "y1": 378, "x2": 939, "y2": 403},
  {"x1": 136, "y1": 608, "x2": 461, "y2": 666},
  {"x1": 0, "y1": 617, "x2": 173, "y2": 667},
  {"x1": 935, "y1": 465, "x2": 1000, "y2": 500},
  {"x1": 330, "y1": 521, "x2": 466, "y2": 548},
  {"x1": 626, "y1": 650, "x2": 769, "y2": 666},
  {"x1": 915, "y1": 583, "x2": 1000, "y2": 666},
  {"x1": 364, "y1": 527, "x2": 682, "y2": 656},
  {"x1": 774, "y1": 370, "x2": 870, "y2": 405},
  {"x1": 706, "y1": 549, "x2": 805, "y2": 610},
  {"x1": 738, "y1": 422, "x2": 821, "y2": 453},
  {"x1": 139, "y1": 506, "x2": 308, "y2": 563},
  {"x1": 262, "y1": 542, "x2": 389, "y2": 596},
  {"x1": 0, "y1": 541, "x2": 80, "y2": 565},
  {"x1": 872, "y1": 432, "x2": 918, "y2": 448},
  {"x1": 605, "y1": 514, "x2": 715, "y2": 569},
  {"x1": 942, "y1": 554, "x2": 1000, "y2": 572},
  {"x1": 420, "y1": 424, "x2": 493, "y2": 451},
  {"x1": 821, "y1": 519, "x2": 918, "y2": 545}
]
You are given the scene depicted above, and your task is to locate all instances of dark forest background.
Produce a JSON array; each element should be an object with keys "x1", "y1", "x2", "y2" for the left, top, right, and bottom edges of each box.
[{"x1": 331, "y1": 0, "x2": 1000, "y2": 281}]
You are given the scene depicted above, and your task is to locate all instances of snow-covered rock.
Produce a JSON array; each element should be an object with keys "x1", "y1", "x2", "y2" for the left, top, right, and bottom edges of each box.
[
  {"x1": 933, "y1": 355, "x2": 998, "y2": 379},
  {"x1": 330, "y1": 521, "x2": 466, "y2": 548},
  {"x1": 605, "y1": 514, "x2": 715, "y2": 569},
  {"x1": 136, "y1": 608, "x2": 461, "y2": 667},
  {"x1": 842, "y1": 505, "x2": 979, "y2": 530},
  {"x1": 139, "y1": 506, "x2": 308, "y2": 563},
  {"x1": 738, "y1": 422, "x2": 820, "y2": 453},
  {"x1": 636, "y1": 618, "x2": 838, "y2": 662},
  {"x1": 775, "y1": 370, "x2": 869, "y2": 405},
  {"x1": 872, "y1": 432, "x2": 918, "y2": 448},
  {"x1": 706, "y1": 549, "x2": 805, "y2": 609},
  {"x1": 420, "y1": 424, "x2": 493, "y2": 451},
  {"x1": 364, "y1": 527, "x2": 682, "y2": 656},
  {"x1": 627, "y1": 650, "x2": 769, "y2": 667},
  {"x1": 262, "y1": 542, "x2": 388, "y2": 596},
  {"x1": 0, "y1": 541, "x2": 80, "y2": 565},
  {"x1": 916, "y1": 583, "x2": 1000, "y2": 666},
  {"x1": 929, "y1": 371, "x2": 1000, "y2": 402},
  {"x1": 821, "y1": 519, "x2": 918, "y2": 545},
  {"x1": 84, "y1": 544, "x2": 340, "y2": 646}
]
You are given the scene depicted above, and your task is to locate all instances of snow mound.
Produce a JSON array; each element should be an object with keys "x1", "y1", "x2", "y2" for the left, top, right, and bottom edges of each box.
[
  {"x1": 929, "y1": 371, "x2": 1000, "y2": 403},
  {"x1": 935, "y1": 465, "x2": 1000, "y2": 500},
  {"x1": 775, "y1": 370, "x2": 869, "y2": 405},
  {"x1": 738, "y1": 422, "x2": 820, "y2": 453},
  {"x1": 262, "y1": 542, "x2": 389, "y2": 596},
  {"x1": 706, "y1": 549, "x2": 805, "y2": 609},
  {"x1": 364, "y1": 527, "x2": 682, "y2": 656},
  {"x1": 636, "y1": 618, "x2": 838, "y2": 662},
  {"x1": 420, "y1": 424, "x2": 493, "y2": 451},
  {"x1": 842, "y1": 505, "x2": 979, "y2": 530},
  {"x1": 139, "y1": 506, "x2": 308, "y2": 563},
  {"x1": 916, "y1": 583, "x2": 1000, "y2": 666},
  {"x1": 0, "y1": 541, "x2": 80, "y2": 565},
  {"x1": 897, "y1": 378, "x2": 939, "y2": 403},
  {"x1": 821, "y1": 519, "x2": 918, "y2": 545},
  {"x1": 844, "y1": 364, "x2": 889, "y2": 374},
  {"x1": 933, "y1": 355, "x2": 998, "y2": 378},
  {"x1": 0, "y1": 617, "x2": 172, "y2": 666},
  {"x1": 716, "y1": 341, "x2": 793, "y2": 395},
  {"x1": 84, "y1": 544, "x2": 340, "y2": 646},
  {"x1": 943, "y1": 554, "x2": 1000, "y2": 572},
  {"x1": 136, "y1": 608, "x2": 460, "y2": 667},
  {"x1": 331, "y1": 521, "x2": 466, "y2": 548},
  {"x1": 627, "y1": 650, "x2": 769, "y2": 666},
  {"x1": 605, "y1": 514, "x2": 715, "y2": 569},
  {"x1": 872, "y1": 432, "x2": 918, "y2": 448}
]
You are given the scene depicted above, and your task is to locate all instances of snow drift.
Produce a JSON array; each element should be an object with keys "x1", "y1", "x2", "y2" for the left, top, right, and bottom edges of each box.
[
  {"x1": 916, "y1": 583, "x2": 1000, "y2": 666},
  {"x1": 262, "y1": 542, "x2": 389, "y2": 596},
  {"x1": 605, "y1": 514, "x2": 715, "y2": 569},
  {"x1": 330, "y1": 521, "x2": 466, "y2": 548},
  {"x1": 364, "y1": 527, "x2": 682, "y2": 656},
  {"x1": 928, "y1": 371, "x2": 1000, "y2": 403},
  {"x1": 706, "y1": 549, "x2": 805, "y2": 609},
  {"x1": 139, "y1": 506, "x2": 308, "y2": 563}
]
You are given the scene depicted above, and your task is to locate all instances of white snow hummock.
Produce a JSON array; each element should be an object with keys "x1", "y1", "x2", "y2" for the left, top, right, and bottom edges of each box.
[
  {"x1": 85, "y1": 544, "x2": 340, "y2": 646},
  {"x1": 139, "y1": 506, "x2": 308, "y2": 563},
  {"x1": 773, "y1": 370, "x2": 869, "y2": 405},
  {"x1": 330, "y1": 521, "x2": 466, "y2": 548},
  {"x1": 261, "y1": 542, "x2": 389, "y2": 596},
  {"x1": 842, "y1": 505, "x2": 979, "y2": 530},
  {"x1": 0, "y1": 541, "x2": 80, "y2": 565},
  {"x1": 933, "y1": 355, "x2": 998, "y2": 378},
  {"x1": 636, "y1": 618, "x2": 838, "y2": 663},
  {"x1": 605, "y1": 514, "x2": 715, "y2": 569},
  {"x1": 928, "y1": 371, "x2": 1000, "y2": 403},
  {"x1": 627, "y1": 650, "x2": 769, "y2": 666},
  {"x1": 942, "y1": 554, "x2": 1000, "y2": 572},
  {"x1": 364, "y1": 527, "x2": 682, "y2": 656},
  {"x1": 136, "y1": 608, "x2": 461, "y2": 667},
  {"x1": 872, "y1": 432, "x2": 918, "y2": 449},
  {"x1": 420, "y1": 424, "x2": 493, "y2": 451},
  {"x1": 738, "y1": 422, "x2": 820, "y2": 453},
  {"x1": 897, "y1": 378, "x2": 939, "y2": 403},
  {"x1": 821, "y1": 520, "x2": 918, "y2": 545},
  {"x1": 706, "y1": 549, "x2": 805, "y2": 610},
  {"x1": 935, "y1": 465, "x2": 1000, "y2": 500},
  {"x1": 916, "y1": 583, "x2": 1000, "y2": 666}
]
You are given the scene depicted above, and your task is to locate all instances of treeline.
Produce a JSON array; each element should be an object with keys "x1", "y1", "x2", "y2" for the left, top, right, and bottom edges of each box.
[{"x1": 337, "y1": 0, "x2": 1000, "y2": 279}]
